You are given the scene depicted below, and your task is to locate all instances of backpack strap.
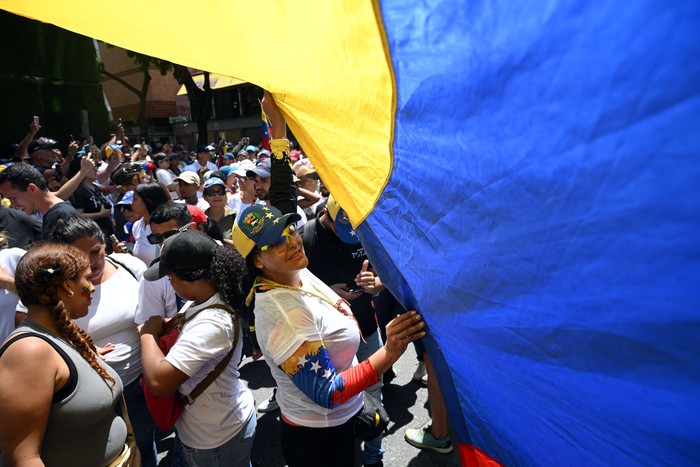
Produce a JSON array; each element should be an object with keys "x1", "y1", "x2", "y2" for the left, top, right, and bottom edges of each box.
[{"x1": 180, "y1": 303, "x2": 239, "y2": 405}]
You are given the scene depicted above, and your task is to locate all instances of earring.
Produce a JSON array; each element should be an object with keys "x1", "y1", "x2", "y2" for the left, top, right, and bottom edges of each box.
[{"x1": 67, "y1": 290, "x2": 74, "y2": 297}]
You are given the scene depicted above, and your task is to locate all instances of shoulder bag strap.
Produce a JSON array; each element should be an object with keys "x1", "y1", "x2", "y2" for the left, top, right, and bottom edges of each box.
[
  {"x1": 181, "y1": 303, "x2": 239, "y2": 405},
  {"x1": 105, "y1": 255, "x2": 138, "y2": 282},
  {"x1": 119, "y1": 394, "x2": 135, "y2": 436}
]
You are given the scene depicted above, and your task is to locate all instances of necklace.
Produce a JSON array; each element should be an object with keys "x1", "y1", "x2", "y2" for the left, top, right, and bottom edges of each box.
[{"x1": 254, "y1": 276, "x2": 366, "y2": 342}]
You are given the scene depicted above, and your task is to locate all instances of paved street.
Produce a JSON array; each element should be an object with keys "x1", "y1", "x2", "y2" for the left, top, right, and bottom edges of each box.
[{"x1": 157, "y1": 347, "x2": 461, "y2": 466}]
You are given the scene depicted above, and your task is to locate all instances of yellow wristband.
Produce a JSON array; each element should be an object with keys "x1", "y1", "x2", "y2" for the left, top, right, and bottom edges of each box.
[{"x1": 270, "y1": 138, "x2": 290, "y2": 161}]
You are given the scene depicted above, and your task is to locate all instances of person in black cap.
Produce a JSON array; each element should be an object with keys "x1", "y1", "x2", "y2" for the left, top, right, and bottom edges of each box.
[
  {"x1": 27, "y1": 138, "x2": 59, "y2": 171},
  {"x1": 184, "y1": 146, "x2": 217, "y2": 174},
  {"x1": 139, "y1": 230, "x2": 257, "y2": 465}
]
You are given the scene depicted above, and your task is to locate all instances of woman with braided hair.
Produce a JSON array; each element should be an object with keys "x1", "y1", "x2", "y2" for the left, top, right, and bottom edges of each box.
[{"x1": 0, "y1": 242, "x2": 128, "y2": 466}]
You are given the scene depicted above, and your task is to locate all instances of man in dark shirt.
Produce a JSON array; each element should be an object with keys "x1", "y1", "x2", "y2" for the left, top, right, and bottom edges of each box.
[
  {"x1": 0, "y1": 204, "x2": 42, "y2": 248},
  {"x1": 0, "y1": 163, "x2": 78, "y2": 239}
]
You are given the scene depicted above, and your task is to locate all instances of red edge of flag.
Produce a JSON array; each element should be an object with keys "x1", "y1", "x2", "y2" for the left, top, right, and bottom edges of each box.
[{"x1": 458, "y1": 443, "x2": 503, "y2": 467}]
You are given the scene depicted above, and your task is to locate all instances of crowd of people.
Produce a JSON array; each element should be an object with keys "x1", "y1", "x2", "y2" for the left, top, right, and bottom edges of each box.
[{"x1": 0, "y1": 93, "x2": 452, "y2": 467}]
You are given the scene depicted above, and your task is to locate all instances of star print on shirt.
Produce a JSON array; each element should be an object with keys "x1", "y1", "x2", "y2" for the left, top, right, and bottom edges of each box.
[
  {"x1": 310, "y1": 361, "x2": 321, "y2": 373},
  {"x1": 323, "y1": 369, "x2": 332, "y2": 379},
  {"x1": 349, "y1": 229, "x2": 357, "y2": 237},
  {"x1": 297, "y1": 355, "x2": 308, "y2": 367},
  {"x1": 265, "y1": 212, "x2": 274, "y2": 219}
]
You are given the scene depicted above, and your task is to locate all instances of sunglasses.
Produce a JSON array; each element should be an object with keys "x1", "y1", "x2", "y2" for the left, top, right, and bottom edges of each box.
[
  {"x1": 260, "y1": 224, "x2": 299, "y2": 252},
  {"x1": 204, "y1": 188, "x2": 227, "y2": 197},
  {"x1": 146, "y1": 222, "x2": 193, "y2": 244}
]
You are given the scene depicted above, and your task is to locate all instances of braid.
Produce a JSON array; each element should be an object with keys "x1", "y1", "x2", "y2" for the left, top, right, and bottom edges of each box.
[
  {"x1": 15, "y1": 242, "x2": 115, "y2": 387},
  {"x1": 47, "y1": 288, "x2": 115, "y2": 387}
]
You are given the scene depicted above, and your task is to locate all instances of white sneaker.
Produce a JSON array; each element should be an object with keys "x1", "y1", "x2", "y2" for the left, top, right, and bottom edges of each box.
[
  {"x1": 412, "y1": 362, "x2": 427, "y2": 383},
  {"x1": 257, "y1": 388, "x2": 279, "y2": 413}
]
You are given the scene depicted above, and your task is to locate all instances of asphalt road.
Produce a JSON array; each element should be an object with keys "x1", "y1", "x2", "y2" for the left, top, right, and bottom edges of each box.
[{"x1": 157, "y1": 347, "x2": 461, "y2": 466}]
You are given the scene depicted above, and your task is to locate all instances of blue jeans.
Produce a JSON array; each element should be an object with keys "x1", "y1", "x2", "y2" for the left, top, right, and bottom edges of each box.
[
  {"x1": 122, "y1": 376, "x2": 158, "y2": 467},
  {"x1": 182, "y1": 410, "x2": 256, "y2": 467},
  {"x1": 356, "y1": 328, "x2": 385, "y2": 465}
]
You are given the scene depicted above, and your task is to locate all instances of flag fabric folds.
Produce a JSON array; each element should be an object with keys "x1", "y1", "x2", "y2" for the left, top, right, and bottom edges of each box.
[
  {"x1": 261, "y1": 107, "x2": 272, "y2": 150},
  {"x1": 2, "y1": 0, "x2": 698, "y2": 465}
]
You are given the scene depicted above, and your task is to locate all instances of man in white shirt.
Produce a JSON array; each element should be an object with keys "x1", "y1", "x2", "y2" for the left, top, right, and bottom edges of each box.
[{"x1": 183, "y1": 145, "x2": 217, "y2": 173}]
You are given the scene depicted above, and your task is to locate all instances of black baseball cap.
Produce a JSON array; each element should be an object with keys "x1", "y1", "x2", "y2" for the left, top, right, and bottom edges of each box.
[{"x1": 143, "y1": 230, "x2": 217, "y2": 281}]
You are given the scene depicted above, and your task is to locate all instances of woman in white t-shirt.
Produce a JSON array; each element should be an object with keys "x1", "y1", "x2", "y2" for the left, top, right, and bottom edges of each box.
[
  {"x1": 130, "y1": 182, "x2": 171, "y2": 266},
  {"x1": 49, "y1": 216, "x2": 159, "y2": 467},
  {"x1": 229, "y1": 91, "x2": 427, "y2": 467},
  {"x1": 139, "y1": 230, "x2": 255, "y2": 466}
]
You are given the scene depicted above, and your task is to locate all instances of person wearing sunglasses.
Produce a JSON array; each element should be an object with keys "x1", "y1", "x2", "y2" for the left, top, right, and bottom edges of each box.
[
  {"x1": 203, "y1": 178, "x2": 236, "y2": 241},
  {"x1": 137, "y1": 201, "x2": 195, "y2": 325},
  {"x1": 232, "y1": 91, "x2": 426, "y2": 467},
  {"x1": 127, "y1": 182, "x2": 170, "y2": 266}
]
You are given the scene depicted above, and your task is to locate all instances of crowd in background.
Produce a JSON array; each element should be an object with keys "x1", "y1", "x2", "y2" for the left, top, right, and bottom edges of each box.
[{"x1": 0, "y1": 111, "x2": 450, "y2": 467}]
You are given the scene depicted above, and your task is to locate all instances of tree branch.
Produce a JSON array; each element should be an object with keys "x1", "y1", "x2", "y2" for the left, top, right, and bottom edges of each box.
[{"x1": 99, "y1": 66, "x2": 141, "y2": 96}]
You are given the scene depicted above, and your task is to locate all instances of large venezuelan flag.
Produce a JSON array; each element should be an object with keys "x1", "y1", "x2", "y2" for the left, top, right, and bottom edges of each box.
[{"x1": 3, "y1": 1, "x2": 698, "y2": 465}]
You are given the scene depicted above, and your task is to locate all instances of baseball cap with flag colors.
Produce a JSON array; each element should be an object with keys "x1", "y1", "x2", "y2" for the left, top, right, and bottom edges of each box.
[
  {"x1": 327, "y1": 194, "x2": 360, "y2": 244},
  {"x1": 232, "y1": 205, "x2": 301, "y2": 257}
]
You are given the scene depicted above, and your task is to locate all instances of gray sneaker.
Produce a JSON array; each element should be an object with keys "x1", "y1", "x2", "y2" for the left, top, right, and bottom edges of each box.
[
  {"x1": 404, "y1": 425, "x2": 453, "y2": 454},
  {"x1": 257, "y1": 388, "x2": 279, "y2": 413}
]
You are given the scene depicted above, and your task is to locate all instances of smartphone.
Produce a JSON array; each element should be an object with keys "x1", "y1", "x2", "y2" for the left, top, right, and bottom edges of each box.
[
  {"x1": 347, "y1": 288, "x2": 362, "y2": 294},
  {"x1": 33, "y1": 115, "x2": 40, "y2": 125},
  {"x1": 109, "y1": 234, "x2": 119, "y2": 243}
]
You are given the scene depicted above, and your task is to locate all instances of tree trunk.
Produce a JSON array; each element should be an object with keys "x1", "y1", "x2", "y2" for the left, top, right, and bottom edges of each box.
[
  {"x1": 138, "y1": 70, "x2": 152, "y2": 140},
  {"x1": 98, "y1": 65, "x2": 151, "y2": 139},
  {"x1": 173, "y1": 66, "x2": 212, "y2": 146}
]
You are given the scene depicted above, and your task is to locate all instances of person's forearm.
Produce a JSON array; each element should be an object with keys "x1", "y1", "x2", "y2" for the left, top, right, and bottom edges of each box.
[
  {"x1": 139, "y1": 332, "x2": 178, "y2": 396},
  {"x1": 367, "y1": 345, "x2": 403, "y2": 377},
  {"x1": 97, "y1": 156, "x2": 120, "y2": 184},
  {"x1": 55, "y1": 173, "x2": 86, "y2": 200},
  {"x1": 296, "y1": 187, "x2": 321, "y2": 208},
  {"x1": 270, "y1": 139, "x2": 297, "y2": 214},
  {"x1": 78, "y1": 210, "x2": 109, "y2": 220},
  {"x1": 282, "y1": 343, "x2": 380, "y2": 408}
]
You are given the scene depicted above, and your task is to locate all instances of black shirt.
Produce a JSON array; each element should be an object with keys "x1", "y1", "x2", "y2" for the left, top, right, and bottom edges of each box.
[
  {"x1": 71, "y1": 184, "x2": 114, "y2": 238},
  {"x1": 0, "y1": 205, "x2": 42, "y2": 248},
  {"x1": 42, "y1": 201, "x2": 78, "y2": 239}
]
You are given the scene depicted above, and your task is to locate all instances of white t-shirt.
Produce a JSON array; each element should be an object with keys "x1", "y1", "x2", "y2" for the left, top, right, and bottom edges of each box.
[
  {"x1": 134, "y1": 275, "x2": 178, "y2": 325},
  {"x1": 0, "y1": 248, "x2": 24, "y2": 342},
  {"x1": 132, "y1": 218, "x2": 158, "y2": 266},
  {"x1": 296, "y1": 204, "x2": 308, "y2": 228},
  {"x1": 254, "y1": 269, "x2": 363, "y2": 427},
  {"x1": 73, "y1": 254, "x2": 147, "y2": 386},
  {"x1": 183, "y1": 160, "x2": 218, "y2": 173},
  {"x1": 165, "y1": 294, "x2": 254, "y2": 449},
  {"x1": 227, "y1": 194, "x2": 268, "y2": 214},
  {"x1": 156, "y1": 168, "x2": 179, "y2": 200},
  {"x1": 175, "y1": 196, "x2": 210, "y2": 212}
]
